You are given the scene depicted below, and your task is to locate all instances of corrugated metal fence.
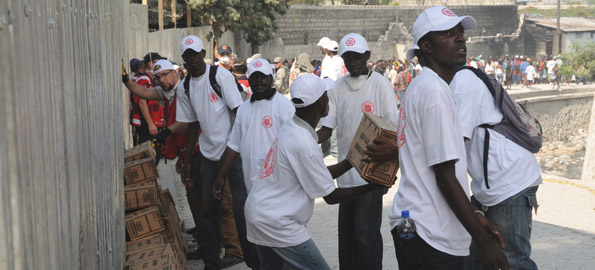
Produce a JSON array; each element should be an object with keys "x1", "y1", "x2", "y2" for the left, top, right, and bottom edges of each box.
[
  {"x1": 0, "y1": 0, "x2": 129, "y2": 268},
  {"x1": 0, "y1": 1, "x2": 228, "y2": 268}
]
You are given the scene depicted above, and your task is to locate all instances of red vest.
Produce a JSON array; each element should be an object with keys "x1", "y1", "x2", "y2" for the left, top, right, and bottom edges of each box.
[
  {"x1": 131, "y1": 74, "x2": 165, "y2": 127},
  {"x1": 160, "y1": 94, "x2": 200, "y2": 159}
]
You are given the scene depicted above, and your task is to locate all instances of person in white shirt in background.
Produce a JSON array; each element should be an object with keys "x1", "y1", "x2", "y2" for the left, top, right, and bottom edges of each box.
[
  {"x1": 245, "y1": 74, "x2": 382, "y2": 270},
  {"x1": 213, "y1": 58, "x2": 295, "y2": 196},
  {"x1": 525, "y1": 63, "x2": 536, "y2": 87},
  {"x1": 318, "y1": 37, "x2": 331, "y2": 74},
  {"x1": 317, "y1": 33, "x2": 398, "y2": 270},
  {"x1": 367, "y1": 6, "x2": 509, "y2": 270},
  {"x1": 320, "y1": 40, "x2": 347, "y2": 81}
]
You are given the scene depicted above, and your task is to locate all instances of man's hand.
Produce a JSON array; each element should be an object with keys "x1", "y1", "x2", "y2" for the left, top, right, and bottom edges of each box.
[
  {"x1": 148, "y1": 123, "x2": 158, "y2": 135},
  {"x1": 476, "y1": 212, "x2": 506, "y2": 249},
  {"x1": 212, "y1": 177, "x2": 226, "y2": 200},
  {"x1": 478, "y1": 239, "x2": 509, "y2": 270},
  {"x1": 181, "y1": 162, "x2": 193, "y2": 187},
  {"x1": 122, "y1": 58, "x2": 129, "y2": 83},
  {"x1": 152, "y1": 128, "x2": 172, "y2": 147},
  {"x1": 364, "y1": 138, "x2": 398, "y2": 162}
]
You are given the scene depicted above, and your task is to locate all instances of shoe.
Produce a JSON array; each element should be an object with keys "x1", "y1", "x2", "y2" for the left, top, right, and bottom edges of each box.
[
  {"x1": 221, "y1": 254, "x2": 244, "y2": 268},
  {"x1": 186, "y1": 246, "x2": 203, "y2": 260},
  {"x1": 186, "y1": 226, "x2": 199, "y2": 235}
]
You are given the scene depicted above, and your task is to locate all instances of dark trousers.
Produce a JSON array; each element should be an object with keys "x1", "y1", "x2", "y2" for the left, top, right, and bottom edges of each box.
[
  {"x1": 186, "y1": 154, "x2": 203, "y2": 243},
  {"x1": 200, "y1": 157, "x2": 259, "y2": 270},
  {"x1": 338, "y1": 188, "x2": 384, "y2": 270},
  {"x1": 392, "y1": 230, "x2": 466, "y2": 270}
]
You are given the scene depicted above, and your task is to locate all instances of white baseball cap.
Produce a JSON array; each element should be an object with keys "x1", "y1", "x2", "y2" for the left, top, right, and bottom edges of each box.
[
  {"x1": 247, "y1": 58, "x2": 273, "y2": 78},
  {"x1": 317, "y1": 37, "x2": 331, "y2": 48},
  {"x1": 180, "y1": 35, "x2": 205, "y2": 55},
  {"x1": 406, "y1": 6, "x2": 476, "y2": 60},
  {"x1": 324, "y1": 40, "x2": 339, "y2": 51},
  {"x1": 340, "y1": 33, "x2": 368, "y2": 56},
  {"x1": 290, "y1": 73, "x2": 335, "y2": 108},
  {"x1": 152, "y1": 59, "x2": 175, "y2": 75}
]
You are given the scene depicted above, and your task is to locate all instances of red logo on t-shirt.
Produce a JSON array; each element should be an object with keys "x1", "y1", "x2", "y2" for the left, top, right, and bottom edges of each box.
[
  {"x1": 259, "y1": 138, "x2": 278, "y2": 179},
  {"x1": 185, "y1": 38, "x2": 194, "y2": 45},
  {"x1": 346, "y1": 38, "x2": 356, "y2": 46},
  {"x1": 361, "y1": 101, "x2": 375, "y2": 113},
  {"x1": 209, "y1": 92, "x2": 219, "y2": 103},
  {"x1": 442, "y1": 8, "x2": 456, "y2": 17},
  {"x1": 262, "y1": 115, "x2": 273, "y2": 128},
  {"x1": 254, "y1": 61, "x2": 263, "y2": 68},
  {"x1": 397, "y1": 106, "x2": 406, "y2": 148}
]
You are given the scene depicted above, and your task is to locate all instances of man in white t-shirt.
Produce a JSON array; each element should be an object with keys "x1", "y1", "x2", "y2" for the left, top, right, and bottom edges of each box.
[
  {"x1": 245, "y1": 74, "x2": 381, "y2": 270},
  {"x1": 320, "y1": 40, "x2": 347, "y2": 81},
  {"x1": 317, "y1": 33, "x2": 398, "y2": 270},
  {"x1": 175, "y1": 35, "x2": 259, "y2": 270},
  {"x1": 372, "y1": 7, "x2": 508, "y2": 270},
  {"x1": 212, "y1": 58, "x2": 295, "y2": 195},
  {"x1": 451, "y1": 64, "x2": 541, "y2": 270},
  {"x1": 525, "y1": 64, "x2": 536, "y2": 86},
  {"x1": 318, "y1": 37, "x2": 331, "y2": 74},
  {"x1": 546, "y1": 56, "x2": 556, "y2": 83}
]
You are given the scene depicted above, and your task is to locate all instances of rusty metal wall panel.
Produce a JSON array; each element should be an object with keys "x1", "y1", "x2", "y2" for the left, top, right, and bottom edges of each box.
[{"x1": 0, "y1": 0, "x2": 128, "y2": 269}]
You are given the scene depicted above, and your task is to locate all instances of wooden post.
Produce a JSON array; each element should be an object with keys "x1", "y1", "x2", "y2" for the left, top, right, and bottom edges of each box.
[
  {"x1": 158, "y1": 0, "x2": 164, "y2": 31},
  {"x1": 172, "y1": 0, "x2": 177, "y2": 28},
  {"x1": 187, "y1": 4, "x2": 191, "y2": 28}
]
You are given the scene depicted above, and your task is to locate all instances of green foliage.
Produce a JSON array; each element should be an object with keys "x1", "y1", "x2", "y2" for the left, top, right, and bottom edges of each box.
[
  {"x1": 519, "y1": 6, "x2": 595, "y2": 19},
  {"x1": 288, "y1": 0, "x2": 327, "y2": 4},
  {"x1": 188, "y1": 0, "x2": 289, "y2": 46},
  {"x1": 558, "y1": 41, "x2": 595, "y2": 79}
]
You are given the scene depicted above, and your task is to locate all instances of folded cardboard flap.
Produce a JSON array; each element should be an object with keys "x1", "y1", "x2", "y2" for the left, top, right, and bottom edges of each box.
[{"x1": 125, "y1": 141, "x2": 156, "y2": 163}]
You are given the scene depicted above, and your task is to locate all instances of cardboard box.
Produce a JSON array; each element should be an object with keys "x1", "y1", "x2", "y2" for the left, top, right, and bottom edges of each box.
[
  {"x1": 346, "y1": 112, "x2": 399, "y2": 187},
  {"x1": 125, "y1": 181, "x2": 160, "y2": 211},
  {"x1": 126, "y1": 234, "x2": 164, "y2": 255},
  {"x1": 125, "y1": 141, "x2": 156, "y2": 163},
  {"x1": 159, "y1": 189, "x2": 175, "y2": 206},
  {"x1": 126, "y1": 243, "x2": 179, "y2": 269},
  {"x1": 160, "y1": 203, "x2": 185, "y2": 249},
  {"x1": 125, "y1": 206, "x2": 166, "y2": 241},
  {"x1": 124, "y1": 157, "x2": 159, "y2": 185}
]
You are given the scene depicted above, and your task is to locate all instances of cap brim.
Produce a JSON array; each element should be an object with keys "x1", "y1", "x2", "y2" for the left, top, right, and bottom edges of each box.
[
  {"x1": 340, "y1": 47, "x2": 367, "y2": 56},
  {"x1": 435, "y1": 16, "x2": 476, "y2": 33},
  {"x1": 406, "y1": 44, "x2": 420, "y2": 61}
]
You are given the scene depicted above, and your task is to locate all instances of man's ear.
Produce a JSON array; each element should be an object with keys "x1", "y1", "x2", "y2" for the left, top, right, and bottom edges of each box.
[
  {"x1": 363, "y1": 51, "x2": 371, "y2": 61},
  {"x1": 199, "y1": 50, "x2": 207, "y2": 59},
  {"x1": 419, "y1": 40, "x2": 432, "y2": 55}
]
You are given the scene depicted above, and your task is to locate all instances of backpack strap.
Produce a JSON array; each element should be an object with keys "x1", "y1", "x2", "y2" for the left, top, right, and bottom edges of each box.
[{"x1": 209, "y1": 65, "x2": 222, "y2": 99}]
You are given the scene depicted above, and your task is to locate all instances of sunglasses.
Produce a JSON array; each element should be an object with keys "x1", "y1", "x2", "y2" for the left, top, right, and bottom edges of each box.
[{"x1": 154, "y1": 70, "x2": 173, "y2": 81}]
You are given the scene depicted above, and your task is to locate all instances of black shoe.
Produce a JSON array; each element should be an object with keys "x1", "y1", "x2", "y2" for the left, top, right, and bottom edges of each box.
[
  {"x1": 186, "y1": 226, "x2": 199, "y2": 235},
  {"x1": 187, "y1": 246, "x2": 203, "y2": 260},
  {"x1": 221, "y1": 254, "x2": 244, "y2": 268}
]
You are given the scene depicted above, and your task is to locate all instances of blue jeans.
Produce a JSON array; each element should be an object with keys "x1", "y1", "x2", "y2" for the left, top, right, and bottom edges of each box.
[
  {"x1": 338, "y1": 188, "x2": 385, "y2": 270},
  {"x1": 200, "y1": 157, "x2": 259, "y2": 270},
  {"x1": 469, "y1": 185, "x2": 539, "y2": 270},
  {"x1": 513, "y1": 74, "x2": 521, "y2": 85},
  {"x1": 256, "y1": 239, "x2": 330, "y2": 270},
  {"x1": 392, "y1": 230, "x2": 466, "y2": 270}
]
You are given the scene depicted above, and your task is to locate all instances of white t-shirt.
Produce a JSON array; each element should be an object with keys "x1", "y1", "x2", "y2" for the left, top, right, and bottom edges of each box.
[
  {"x1": 526, "y1": 65, "x2": 536, "y2": 81},
  {"x1": 321, "y1": 55, "x2": 347, "y2": 81},
  {"x1": 450, "y1": 70, "x2": 542, "y2": 206},
  {"x1": 546, "y1": 60, "x2": 555, "y2": 74},
  {"x1": 321, "y1": 72, "x2": 398, "y2": 187},
  {"x1": 389, "y1": 68, "x2": 471, "y2": 256},
  {"x1": 245, "y1": 116, "x2": 336, "y2": 247},
  {"x1": 227, "y1": 93, "x2": 295, "y2": 192},
  {"x1": 176, "y1": 64, "x2": 244, "y2": 161}
]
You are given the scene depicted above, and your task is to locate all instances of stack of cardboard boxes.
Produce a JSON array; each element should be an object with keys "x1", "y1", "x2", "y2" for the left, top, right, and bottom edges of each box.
[{"x1": 123, "y1": 142, "x2": 188, "y2": 270}]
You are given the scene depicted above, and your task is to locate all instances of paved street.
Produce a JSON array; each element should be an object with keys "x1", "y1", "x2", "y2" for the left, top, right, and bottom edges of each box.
[{"x1": 154, "y1": 82, "x2": 595, "y2": 270}]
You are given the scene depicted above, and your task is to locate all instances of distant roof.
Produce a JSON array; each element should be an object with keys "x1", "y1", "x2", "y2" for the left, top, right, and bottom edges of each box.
[{"x1": 525, "y1": 17, "x2": 595, "y2": 32}]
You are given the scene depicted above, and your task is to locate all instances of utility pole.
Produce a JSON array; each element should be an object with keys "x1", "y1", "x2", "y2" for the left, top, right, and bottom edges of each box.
[
  {"x1": 553, "y1": 0, "x2": 561, "y2": 55},
  {"x1": 172, "y1": 0, "x2": 177, "y2": 28}
]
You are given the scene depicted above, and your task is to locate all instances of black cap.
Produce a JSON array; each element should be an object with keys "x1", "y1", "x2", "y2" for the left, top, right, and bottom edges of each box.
[
  {"x1": 218, "y1": 44, "x2": 232, "y2": 54},
  {"x1": 143, "y1": 52, "x2": 165, "y2": 63}
]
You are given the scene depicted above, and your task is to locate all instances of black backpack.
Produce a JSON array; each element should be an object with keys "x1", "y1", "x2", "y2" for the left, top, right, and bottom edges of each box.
[
  {"x1": 457, "y1": 66, "x2": 542, "y2": 189},
  {"x1": 183, "y1": 65, "x2": 247, "y2": 102}
]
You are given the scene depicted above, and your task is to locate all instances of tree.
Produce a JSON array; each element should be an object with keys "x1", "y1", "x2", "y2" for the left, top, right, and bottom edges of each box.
[
  {"x1": 187, "y1": 0, "x2": 289, "y2": 54},
  {"x1": 559, "y1": 41, "x2": 595, "y2": 81}
]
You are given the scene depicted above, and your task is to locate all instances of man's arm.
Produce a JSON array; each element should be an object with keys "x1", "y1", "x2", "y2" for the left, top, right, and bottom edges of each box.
[
  {"x1": 433, "y1": 160, "x2": 509, "y2": 270},
  {"x1": 139, "y1": 99, "x2": 157, "y2": 135},
  {"x1": 212, "y1": 147, "x2": 240, "y2": 200},
  {"x1": 123, "y1": 81, "x2": 163, "y2": 101},
  {"x1": 182, "y1": 121, "x2": 201, "y2": 186},
  {"x1": 323, "y1": 184, "x2": 377, "y2": 205},
  {"x1": 167, "y1": 122, "x2": 188, "y2": 135},
  {"x1": 316, "y1": 126, "x2": 333, "y2": 143}
]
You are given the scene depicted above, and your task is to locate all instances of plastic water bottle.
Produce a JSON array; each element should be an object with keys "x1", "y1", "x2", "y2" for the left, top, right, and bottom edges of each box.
[{"x1": 397, "y1": 210, "x2": 416, "y2": 239}]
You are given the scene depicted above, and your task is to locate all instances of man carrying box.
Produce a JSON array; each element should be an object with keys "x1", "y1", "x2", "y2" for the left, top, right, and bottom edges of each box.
[
  {"x1": 316, "y1": 33, "x2": 398, "y2": 270},
  {"x1": 245, "y1": 74, "x2": 383, "y2": 270}
]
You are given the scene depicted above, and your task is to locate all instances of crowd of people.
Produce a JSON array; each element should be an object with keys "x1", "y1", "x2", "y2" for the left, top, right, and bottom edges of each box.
[{"x1": 120, "y1": 6, "x2": 551, "y2": 270}]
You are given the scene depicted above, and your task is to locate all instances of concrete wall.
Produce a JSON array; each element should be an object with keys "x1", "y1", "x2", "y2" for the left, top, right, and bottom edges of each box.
[
  {"x1": 255, "y1": 5, "x2": 520, "y2": 61},
  {"x1": 519, "y1": 94, "x2": 594, "y2": 142},
  {"x1": 1, "y1": 0, "x2": 129, "y2": 269},
  {"x1": 582, "y1": 96, "x2": 595, "y2": 183}
]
